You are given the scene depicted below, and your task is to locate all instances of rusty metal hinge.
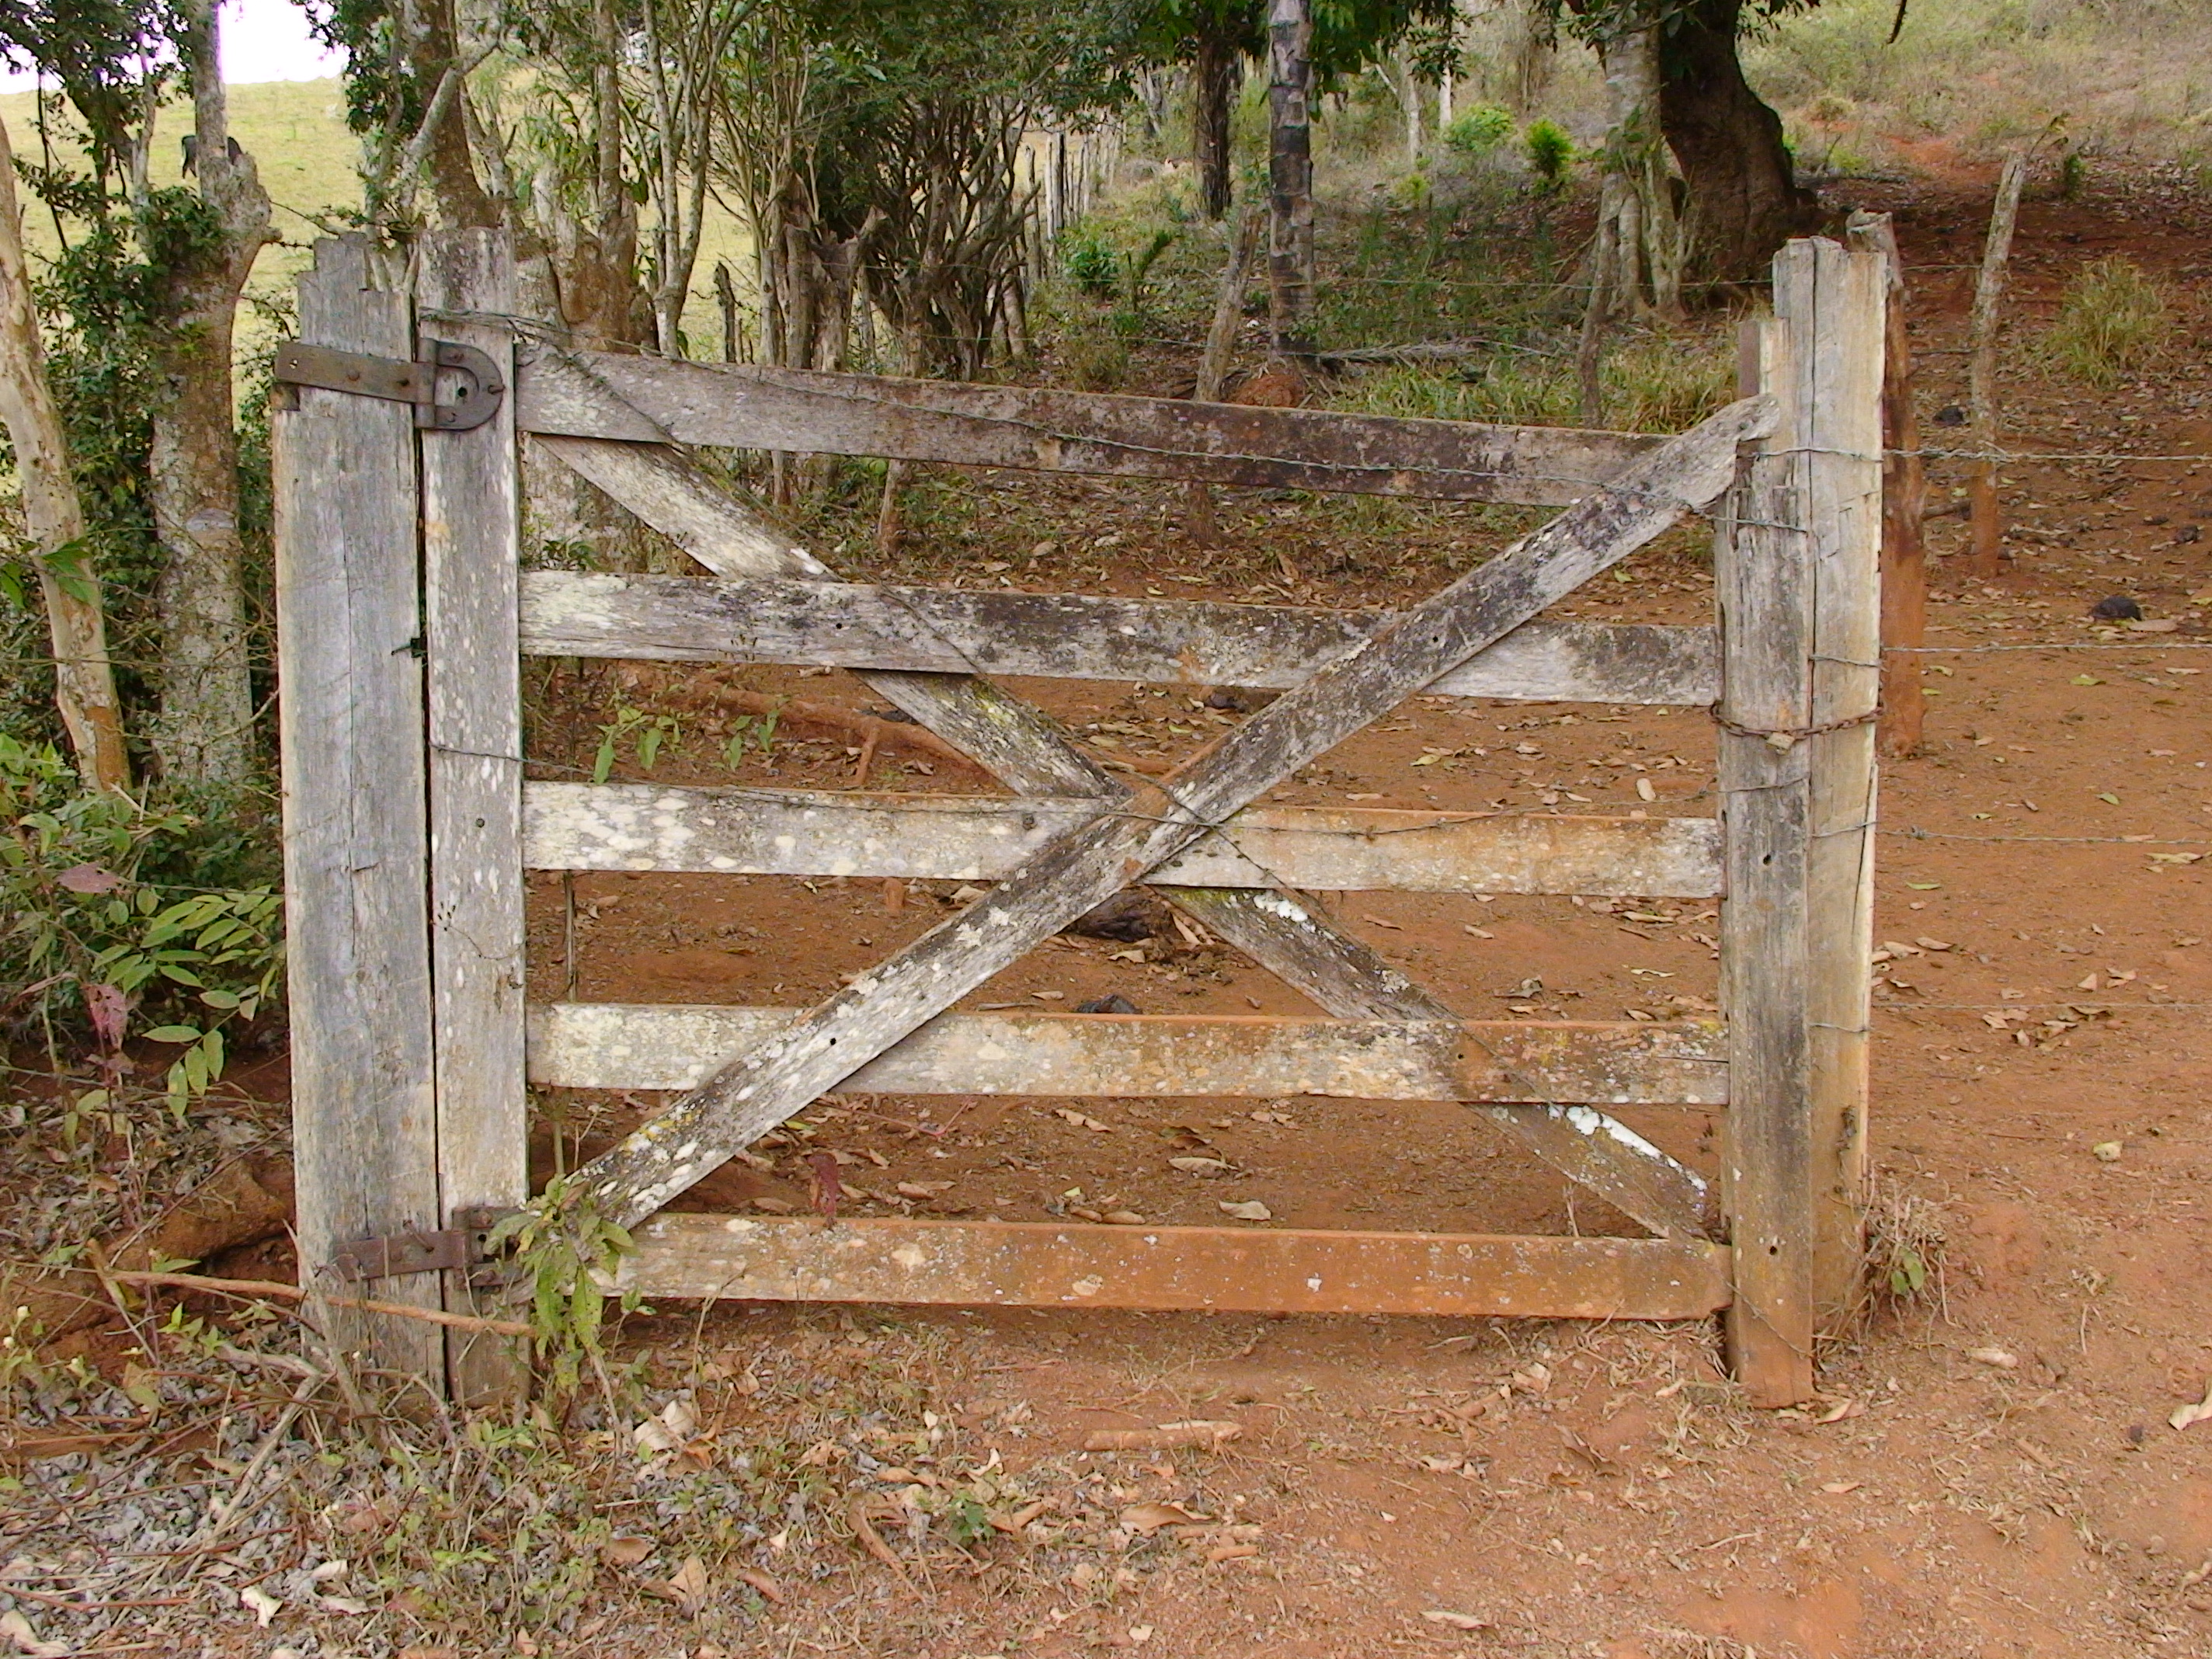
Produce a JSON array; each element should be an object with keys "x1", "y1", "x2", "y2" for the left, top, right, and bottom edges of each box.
[
  {"x1": 273, "y1": 339, "x2": 506, "y2": 430},
  {"x1": 332, "y1": 1207, "x2": 513, "y2": 1282}
]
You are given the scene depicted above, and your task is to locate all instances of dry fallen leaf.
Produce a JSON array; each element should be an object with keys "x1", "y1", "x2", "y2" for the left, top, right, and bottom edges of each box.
[
  {"x1": 642, "y1": 1555, "x2": 712, "y2": 1616},
  {"x1": 1083, "y1": 1420, "x2": 1243, "y2": 1452},
  {"x1": 0, "y1": 1612, "x2": 67, "y2": 1658},
  {"x1": 1218, "y1": 1199, "x2": 1273, "y2": 1221},
  {"x1": 2169, "y1": 1382, "x2": 2212, "y2": 1432},
  {"x1": 239, "y1": 1586, "x2": 283, "y2": 1628},
  {"x1": 601, "y1": 1534, "x2": 655, "y2": 1569},
  {"x1": 1120, "y1": 1501, "x2": 1209, "y2": 1533},
  {"x1": 1207, "y1": 1542, "x2": 1261, "y2": 1563},
  {"x1": 1967, "y1": 1347, "x2": 2019, "y2": 1369},
  {"x1": 1056, "y1": 1108, "x2": 1112, "y2": 1132},
  {"x1": 1170, "y1": 1156, "x2": 1230, "y2": 1175},
  {"x1": 1820, "y1": 1480, "x2": 1863, "y2": 1494},
  {"x1": 895, "y1": 1180, "x2": 953, "y2": 1198},
  {"x1": 1421, "y1": 1611, "x2": 1493, "y2": 1630},
  {"x1": 2092, "y1": 1141, "x2": 2123, "y2": 1162},
  {"x1": 1816, "y1": 1397, "x2": 1866, "y2": 1424},
  {"x1": 730, "y1": 1564, "x2": 784, "y2": 1603}
]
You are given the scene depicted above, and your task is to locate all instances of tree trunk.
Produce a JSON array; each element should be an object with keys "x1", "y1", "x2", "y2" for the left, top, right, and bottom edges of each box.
[
  {"x1": 1192, "y1": 22, "x2": 1240, "y2": 221},
  {"x1": 1657, "y1": 0, "x2": 1814, "y2": 285},
  {"x1": 0, "y1": 117, "x2": 128, "y2": 788},
  {"x1": 1265, "y1": 0, "x2": 1313, "y2": 352},
  {"x1": 1595, "y1": 19, "x2": 1684, "y2": 321},
  {"x1": 400, "y1": 0, "x2": 498, "y2": 227},
  {"x1": 148, "y1": 0, "x2": 273, "y2": 788}
]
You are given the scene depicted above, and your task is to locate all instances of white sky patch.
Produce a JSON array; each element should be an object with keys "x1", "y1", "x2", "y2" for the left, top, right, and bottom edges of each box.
[{"x1": 0, "y1": 0, "x2": 344, "y2": 93}]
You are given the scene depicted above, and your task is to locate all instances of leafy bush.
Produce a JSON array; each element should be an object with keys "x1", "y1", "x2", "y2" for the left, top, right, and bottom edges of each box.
[
  {"x1": 1059, "y1": 221, "x2": 1118, "y2": 297},
  {"x1": 1, "y1": 737, "x2": 282, "y2": 1118},
  {"x1": 1524, "y1": 119, "x2": 1575, "y2": 193},
  {"x1": 2043, "y1": 256, "x2": 2171, "y2": 388},
  {"x1": 1442, "y1": 103, "x2": 1514, "y2": 157}
]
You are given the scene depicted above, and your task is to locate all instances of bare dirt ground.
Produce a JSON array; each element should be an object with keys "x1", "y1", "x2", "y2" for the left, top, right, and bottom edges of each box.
[{"x1": 9, "y1": 172, "x2": 2212, "y2": 1659}]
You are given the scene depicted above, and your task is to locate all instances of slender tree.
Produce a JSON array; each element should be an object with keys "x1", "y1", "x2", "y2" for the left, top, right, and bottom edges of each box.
[
  {"x1": 145, "y1": 0, "x2": 276, "y2": 786},
  {"x1": 0, "y1": 115, "x2": 128, "y2": 788}
]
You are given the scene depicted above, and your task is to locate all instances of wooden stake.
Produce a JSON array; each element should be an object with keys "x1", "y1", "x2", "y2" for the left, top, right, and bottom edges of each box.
[
  {"x1": 1717, "y1": 240, "x2": 1883, "y2": 1406},
  {"x1": 1186, "y1": 209, "x2": 1261, "y2": 544},
  {"x1": 418, "y1": 229, "x2": 529, "y2": 1406},
  {"x1": 1964, "y1": 155, "x2": 2026, "y2": 580},
  {"x1": 1848, "y1": 210, "x2": 1929, "y2": 756}
]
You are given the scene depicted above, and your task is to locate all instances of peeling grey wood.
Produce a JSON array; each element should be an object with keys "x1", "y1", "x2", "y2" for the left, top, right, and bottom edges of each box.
[
  {"x1": 274, "y1": 237, "x2": 443, "y2": 1381},
  {"x1": 519, "y1": 350, "x2": 1664, "y2": 506},
  {"x1": 528, "y1": 1001, "x2": 1727, "y2": 1104},
  {"x1": 545, "y1": 430, "x2": 1717, "y2": 1239},
  {"x1": 418, "y1": 231, "x2": 528, "y2": 1405},
  {"x1": 1718, "y1": 299, "x2": 1818, "y2": 1407},
  {"x1": 1163, "y1": 885, "x2": 1713, "y2": 1235},
  {"x1": 523, "y1": 782, "x2": 1723, "y2": 896},
  {"x1": 571, "y1": 395, "x2": 1773, "y2": 1229},
  {"x1": 1799, "y1": 245, "x2": 1885, "y2": 1330},
  {"x1": 520, "y1": 569, "x2": 1720, "y2": 706},
  {"x1": 541, "y1": 434, "x2": 1114, "y2": 798},
  {"x1": 611, "y1": 1216, "x2": 1734, "y2": 1320}
]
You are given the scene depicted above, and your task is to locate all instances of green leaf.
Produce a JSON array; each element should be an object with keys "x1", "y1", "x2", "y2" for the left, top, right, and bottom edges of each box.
[
  {"x1": 2096, "y1": 792, "x2": 2120, "y2": 805},
  {"x1": 199, "y1": 988, "x2": 240, "y2": 1010},
  {"x1": 142, "y1": 1024, "x2": 202, "y2": 1042},
  {"x1": 592, "y1": 732, "x2": 618, "y2": 785},
  {"x1": 2071, "y1": 674, "x2": 2104, "y2": 687},
  {"x1": 1905, "y1": 881, "x2": 1942, "y2": 891}
]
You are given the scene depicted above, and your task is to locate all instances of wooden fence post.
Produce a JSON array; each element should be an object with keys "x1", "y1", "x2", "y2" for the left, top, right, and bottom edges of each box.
[
  {"x1": 1847, "y1": 210, "x2": 1930, "y2": 759},
  {"x1": 275, "y1": 237, "x2": 443, "y2": 1382},
  {"x1": 419, "y1": 229, "x2": 529, "y2": 1404},
  {"x1": 1719, "y1": 238, "x2": 1883, "y2": 1405}
]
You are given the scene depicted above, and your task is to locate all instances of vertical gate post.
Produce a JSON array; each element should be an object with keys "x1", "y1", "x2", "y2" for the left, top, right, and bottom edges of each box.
[
  {"x1": 419, "y1": 230, "x2": 530, "y2": 1405},
  {"x1": 275, "y1": 237, "x2": 443, "y2": 1379},
  {"x1": 1719, "y1": 237, "x2": 1884, "y2": 1405}
]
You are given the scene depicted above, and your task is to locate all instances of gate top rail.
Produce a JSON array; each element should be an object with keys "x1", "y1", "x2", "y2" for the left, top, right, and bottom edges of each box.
[{"x1": 515, "y1": 349, "x2": 1664, "y2": 508}]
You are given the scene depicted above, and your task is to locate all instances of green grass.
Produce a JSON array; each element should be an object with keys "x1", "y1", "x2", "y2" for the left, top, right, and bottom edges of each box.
[
  {"x1": 0, "y1": 78, "x2": 753, "y2": 353},
  {"x1": 2041, "y1": 256, "x2": 2173, "y2": 389}
]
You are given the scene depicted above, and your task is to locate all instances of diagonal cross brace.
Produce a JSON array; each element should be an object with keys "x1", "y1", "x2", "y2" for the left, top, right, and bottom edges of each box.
[
  {"x1": 567, "y1": 395, "x2": 1775, "y2": 1227},
  {"x1": 544, "y1": 435, "x2": 1712, "y2": 1235}
]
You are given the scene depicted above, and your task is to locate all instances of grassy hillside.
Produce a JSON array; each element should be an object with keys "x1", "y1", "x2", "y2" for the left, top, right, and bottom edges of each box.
[{"x1": 0, "y1": 77, "x2": 754, "y2": 351}]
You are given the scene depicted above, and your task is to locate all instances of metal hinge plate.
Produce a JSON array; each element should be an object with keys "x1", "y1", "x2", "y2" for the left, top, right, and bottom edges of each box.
[
  {"x1": 273, "y1": 339, "x2": 506, "y2": 430},
  {"x1": 332, "y1": 1207, "x2": 512, "y2": 1282}
]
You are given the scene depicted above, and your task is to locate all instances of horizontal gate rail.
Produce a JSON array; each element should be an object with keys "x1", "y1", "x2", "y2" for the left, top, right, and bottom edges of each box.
[
  {"x1": 518, "y1": 350, "x2": 1661, "y2": 506},
  {"x1": 523, "y1": 784, "x2": 1724, "y2": 896},
  {"x1": 520, "y1": 569, "x2": 1720, "y2": 706},
  {"x1": 610, "y1": 1216, "x2": 1733, "y2": 1320},
  {"x1": 527, "y1": 1003, "x2": 1727, "y2": 1104}
]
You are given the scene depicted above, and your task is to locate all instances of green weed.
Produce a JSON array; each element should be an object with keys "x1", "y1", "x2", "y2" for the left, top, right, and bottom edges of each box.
[
  {"x1": 1442, "y1": 103, "x2": 1514, "y2": 157},
  {"x1": 1524, "y1": 119, "x2": 1575, "y2": 193},
  {"x1": 2043, "y1": 256, "x2": 2172, "y2": 388}
]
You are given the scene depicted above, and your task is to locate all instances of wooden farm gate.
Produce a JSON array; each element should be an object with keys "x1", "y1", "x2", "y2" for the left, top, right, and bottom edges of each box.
[{"x1": 271, "y1": 229, "x2": 1883, "y2": 1410}]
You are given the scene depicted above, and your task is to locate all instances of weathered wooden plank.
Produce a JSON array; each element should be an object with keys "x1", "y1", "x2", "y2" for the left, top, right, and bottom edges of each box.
[
  {"x1": 1717, "y1": 298, "x2": 1817, "y2": 1407},
  {"x1": 527, "y1": 1002, "x2": 1728, "y2": 1104},
  {"x1": 520, "y1": 569, "x2": 1720, "y2": 706},
  {"x1": 1161, "y1": 886, "x2": 1714, "y2": 1235},
  {"x1": 273, "y1": 237, "x2": 443, "y2": 1380},
  {"x1": 544, "y1": 433, "x2": 1716, "y2": 1239},
  {"x1": 418, "y1": 231, "x2": 528, "y2": 1405},
  {"x1": 572, "y1": 394, "x2": 1773, "y2": 1228},
  {"x1": 540, "y1": 433, "x2": 1115, "y2": 798},
  {"x1": 517, "y1": 349, "x2": 1664, "y2": 506},
  {"x1": 610, "y1": 1216, "x2": 1734, "y2": 1320},
  {"x1": 523, "y1": 782, "x2": 1723, "y2": 896},
  {"x1": 1799, "y1": 244, "x2": 1885, "y2": 1329}
]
